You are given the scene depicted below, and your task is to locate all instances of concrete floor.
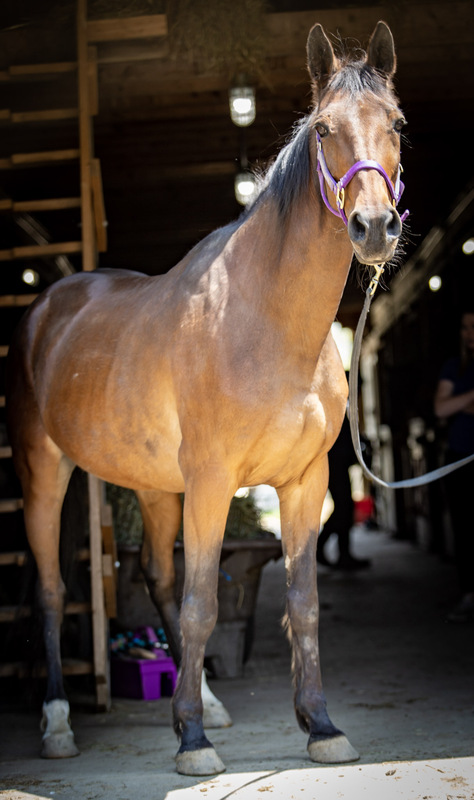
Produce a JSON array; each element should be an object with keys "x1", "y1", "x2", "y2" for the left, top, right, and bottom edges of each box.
[{"x1": 1, "y1": 525, "x2": 473, "y2": 799}]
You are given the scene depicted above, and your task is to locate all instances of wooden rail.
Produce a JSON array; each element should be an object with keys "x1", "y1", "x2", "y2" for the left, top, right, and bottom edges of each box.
[{"x1": 0, "y1": 242, "x2": 82, "y2": 261}]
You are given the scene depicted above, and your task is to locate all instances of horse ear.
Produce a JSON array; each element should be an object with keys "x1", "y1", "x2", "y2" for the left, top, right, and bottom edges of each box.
[
  {"x1": 307, "y1": 23, "x2": 336, "y2": 93},
  {"x1": 366, "y1": 21, "x2": 396, "y2": 77}
]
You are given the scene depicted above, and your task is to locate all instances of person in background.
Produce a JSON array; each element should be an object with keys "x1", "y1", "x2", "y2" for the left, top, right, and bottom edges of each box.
[
  {"x1": 434, "y1": 310, "x2": 474, "y2": 622},
  {"x1": 317, "y1": 412, "x2": 371, "y2": 571}
]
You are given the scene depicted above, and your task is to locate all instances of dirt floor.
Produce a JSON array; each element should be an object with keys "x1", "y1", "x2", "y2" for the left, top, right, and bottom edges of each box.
[{"x1": 1, "y1": 525, "x2": 474, "y2": 799}]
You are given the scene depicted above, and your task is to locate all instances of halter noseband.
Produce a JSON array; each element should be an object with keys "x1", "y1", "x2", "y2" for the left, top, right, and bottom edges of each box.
[{"x1": 315, "y1": 130, "x2": 409, "y2": 225}]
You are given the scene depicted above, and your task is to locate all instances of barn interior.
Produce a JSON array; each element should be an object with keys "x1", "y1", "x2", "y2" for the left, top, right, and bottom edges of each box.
[{"x1": 0, "y1": 0, "x2": 473, "y2": 719}]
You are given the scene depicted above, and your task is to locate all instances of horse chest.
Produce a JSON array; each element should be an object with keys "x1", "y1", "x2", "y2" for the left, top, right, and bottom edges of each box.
[
  {"x1": 275, "y1": 390, "x2": 331, "y2": 450},
  {"x1": 237, "y1": 388, "x2": 336, "y2": 487}
]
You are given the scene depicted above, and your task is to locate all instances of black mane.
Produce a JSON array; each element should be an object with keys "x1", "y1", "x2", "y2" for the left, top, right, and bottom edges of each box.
[{"x1": 253, "y1": 115, "x2": 314, "y2": 221}]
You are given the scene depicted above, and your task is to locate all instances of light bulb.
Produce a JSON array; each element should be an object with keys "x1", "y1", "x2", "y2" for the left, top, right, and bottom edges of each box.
[
  {"x1": 428, "y1": 275, "x2": 442, "y2": 292},
  {"x1": 229, "y1": 86, "x2": 256, "y2": 127},
  {"x1": 462, "y1": 238, "x2": 474, "y2": 255},
  {"x1": 235, "y1": 172, "x2": 257, "y2": 205},
  {"x1": 22, "y1": 268, "x2": 39, "y2": 286}
]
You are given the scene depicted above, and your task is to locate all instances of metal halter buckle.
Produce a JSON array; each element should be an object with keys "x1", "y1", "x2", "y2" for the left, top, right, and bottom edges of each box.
[{"x1": 368, "y1": 263, "x2": 385, "y2": 297}]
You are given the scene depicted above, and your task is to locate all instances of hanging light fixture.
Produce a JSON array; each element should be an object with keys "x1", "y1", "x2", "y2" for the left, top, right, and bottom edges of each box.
[
  {"x1": 428, "y1": 275, "x2": 442, "y2": 292},
  {"x1": 462, "y1": 237, "x2": 474, "y2": 255},
  {"x1": 229, "y1": 77, "x2": 256, "y2": 127},
  {"x1": 22, "y1": 268, "x2": 39, "y2": 286},
  {"x1": 234, "y1": 170, "x2": 257, "y2": 205},
  {"x1": 232, "y1": 117, "x2": 257, "y2": 205}
]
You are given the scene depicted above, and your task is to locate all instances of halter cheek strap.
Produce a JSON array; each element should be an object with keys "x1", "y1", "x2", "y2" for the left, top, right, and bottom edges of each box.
[{"x1": 315, "y1": 130, "x2": 409, "y2": 225}]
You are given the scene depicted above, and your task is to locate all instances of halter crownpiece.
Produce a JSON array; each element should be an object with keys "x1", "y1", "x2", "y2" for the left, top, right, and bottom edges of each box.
[{"x1": 315, "y1": 130, "x2": 409, "y2": 225}]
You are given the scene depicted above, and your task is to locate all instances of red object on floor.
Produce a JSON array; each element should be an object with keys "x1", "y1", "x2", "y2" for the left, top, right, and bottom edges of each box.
[{"x1": 353, "y1": 496, "x2": 375, "y2": 524}]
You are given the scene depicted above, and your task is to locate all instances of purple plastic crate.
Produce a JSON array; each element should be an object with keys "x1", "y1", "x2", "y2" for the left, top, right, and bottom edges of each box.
[{"x1": 111, "y1": 655, "x2": 177, "y2": 700}]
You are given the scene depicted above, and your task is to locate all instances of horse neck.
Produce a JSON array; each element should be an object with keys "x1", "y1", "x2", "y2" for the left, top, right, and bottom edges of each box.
[{"x1": 232, "y1": 197, "x2": 354, "y2": 355}]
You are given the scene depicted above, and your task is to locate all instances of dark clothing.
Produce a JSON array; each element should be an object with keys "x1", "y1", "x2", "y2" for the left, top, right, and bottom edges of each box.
[
  {"x1": 444, "y1": 452, "x2": 474, "y2": 593},
  {"x1": 318, "y1": 415, "x2": 355, "y2": 560},
  {"x1": 438, "y1": 356, "x2": 474, "y2": 454},
  {"x1": 439, "y1": 355, "x2": 474, "y2": 593}
]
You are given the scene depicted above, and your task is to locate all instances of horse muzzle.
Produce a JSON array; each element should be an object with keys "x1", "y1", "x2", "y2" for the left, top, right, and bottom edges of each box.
[{"x1": 347, "y1": 206, "x2": 401, "y2": 265}]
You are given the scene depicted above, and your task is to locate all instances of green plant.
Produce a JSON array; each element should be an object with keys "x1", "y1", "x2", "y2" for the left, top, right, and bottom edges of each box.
[{"x1": 106, "y1": 485, "x2": 273, "y2": 546}]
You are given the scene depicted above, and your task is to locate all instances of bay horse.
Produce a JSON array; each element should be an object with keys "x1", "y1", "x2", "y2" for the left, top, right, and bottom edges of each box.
[{"x1": 6, "y1": 21, "x2": 407, "y2": 775}]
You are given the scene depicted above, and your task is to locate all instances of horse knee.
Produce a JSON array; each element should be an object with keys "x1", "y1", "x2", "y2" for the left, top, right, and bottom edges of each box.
[
  {"x1": 180, "y1": 593, "x2": 217, "y2": 641},
  {"x1": 37, "y1": 581, "x2": 67, "y2": 617},
  {"x1": 286, "y1": 586, "x2": 319, "y2": 634},
  {"x1": 142, "y1": 564, "x2": 175, "y2": 603}
]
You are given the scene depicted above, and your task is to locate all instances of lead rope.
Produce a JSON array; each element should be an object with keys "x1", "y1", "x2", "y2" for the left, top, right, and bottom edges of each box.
[{"x1": 348, "y1": 265, "x2": 474, "y2": 489}]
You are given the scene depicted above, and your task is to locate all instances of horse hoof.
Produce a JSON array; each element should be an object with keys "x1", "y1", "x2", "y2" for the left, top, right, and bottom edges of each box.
[
  {"x1": 41, "y1": 732, "x2": 80, "y2": 759},
  {"x1": 203, "y1": 702, "x2": 232, "y2": 729},
  {"x1": 175, "y1": 747, "x2": 226, "y2": 776},
  {"x1": 201, "y1": 671, "x2": 233, "y2": 728},
  {"x1": 40, "y1": 699, "x2": 80, "y2": 758},
  {"x1": 308, "y1": 734, "x2": 359, "y2": 764}
]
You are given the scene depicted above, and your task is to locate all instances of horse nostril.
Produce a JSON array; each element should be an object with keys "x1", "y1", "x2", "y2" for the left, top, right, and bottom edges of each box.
[
  {"x1": 348, "y1": 209, "x2": 402, "y2": 247},
  {"x1": 387, "y1": 209, "x2": 402, "y2": 239},
  {"x1": 348, "y1": 213, "x2": 369, "y2": 243}
]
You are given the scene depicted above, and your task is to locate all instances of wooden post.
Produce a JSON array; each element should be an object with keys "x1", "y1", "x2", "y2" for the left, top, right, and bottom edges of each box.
[
  {"x1": 79, "y1": 0, "x2": 110, "y2": 710},
  {"x1": 101, "y1": 503, "x2": 118, "y2": 619},
  {"x1": 87, "y1": 472, "x2": 110, "y2": 710},
  {"x1": 77, "y1": 0, "x2": 96, "y2": 270}
]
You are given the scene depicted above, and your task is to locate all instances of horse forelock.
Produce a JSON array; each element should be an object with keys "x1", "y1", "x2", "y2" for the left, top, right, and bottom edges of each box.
[{"x1": 323, "y1": 59, "x2": 397, "y2": 102}]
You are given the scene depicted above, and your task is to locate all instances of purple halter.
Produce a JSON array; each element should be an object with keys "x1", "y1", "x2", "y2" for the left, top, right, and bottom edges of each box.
[{"x1": 316, "y1": 130, "x2": 409, "y2": 225}]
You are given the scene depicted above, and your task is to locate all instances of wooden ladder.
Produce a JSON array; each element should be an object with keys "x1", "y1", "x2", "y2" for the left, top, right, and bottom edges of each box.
[{"x1": 0, "y1": 0, "x2": 113, "y2": 709}]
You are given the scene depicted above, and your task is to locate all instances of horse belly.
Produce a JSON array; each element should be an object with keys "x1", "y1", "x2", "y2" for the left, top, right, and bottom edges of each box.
[{"x1": 40, "y1": 363, "x2": 184, "y2": 493}]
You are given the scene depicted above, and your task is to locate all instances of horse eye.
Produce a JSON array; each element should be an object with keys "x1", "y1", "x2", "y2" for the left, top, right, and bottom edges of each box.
[
  {"x1": 315, "y1": 123, "x2": 328, "y2": 138},
  {"x1": 394, "y1": 118, "x2": 406, "y2": 133}
]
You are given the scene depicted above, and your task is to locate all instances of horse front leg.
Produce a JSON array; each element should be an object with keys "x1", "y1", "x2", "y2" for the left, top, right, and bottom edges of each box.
[
  {"x1": 172, "y1": 473, "x2": 234, "y2": 776},
  {"x1": 278, "y1": 459, "x2": 359, "y2": 764}
]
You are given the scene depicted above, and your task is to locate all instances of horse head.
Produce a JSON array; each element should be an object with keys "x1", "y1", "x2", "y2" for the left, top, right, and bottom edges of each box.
[{"x1": 307, "y1": 21, "x2": 406, "y2": 266}]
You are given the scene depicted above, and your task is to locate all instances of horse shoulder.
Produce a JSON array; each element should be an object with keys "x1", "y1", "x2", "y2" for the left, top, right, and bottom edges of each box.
[{"x1": 310, "y1": 332, "x2": 348, "y2": 446}]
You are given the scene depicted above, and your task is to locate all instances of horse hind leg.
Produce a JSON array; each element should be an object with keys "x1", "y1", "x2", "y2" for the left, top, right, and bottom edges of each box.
[
  {"x1": 200, "y1": 669, "x2": 232, "y2": 729},
  {"x1": 136, "y1": 490, "x2": 232, "y2": 731},
  {"x1": 136, "y1": 489, "x2": 184, "y2": 663},
  {"x1": 15, "y1": 435, "x2": 78, "y2": 758}
]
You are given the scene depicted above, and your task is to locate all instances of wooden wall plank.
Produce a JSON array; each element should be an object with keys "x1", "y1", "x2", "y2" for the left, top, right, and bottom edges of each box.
[
  {"x1": 12, "y1": 197, "x2": 81, "y2": 212},
  {"x1": 9, "y1": 62, "x2": 77, "y2": 77},
  {"x1": 87, "y1": 14, "x2": 167, "y2": 43},
  {"x1": 11, "y1": 108, "x2": 78, "y2": 123},
  {"x1": 0, "y1": 242, "x2": 82, "y2": 261}
]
